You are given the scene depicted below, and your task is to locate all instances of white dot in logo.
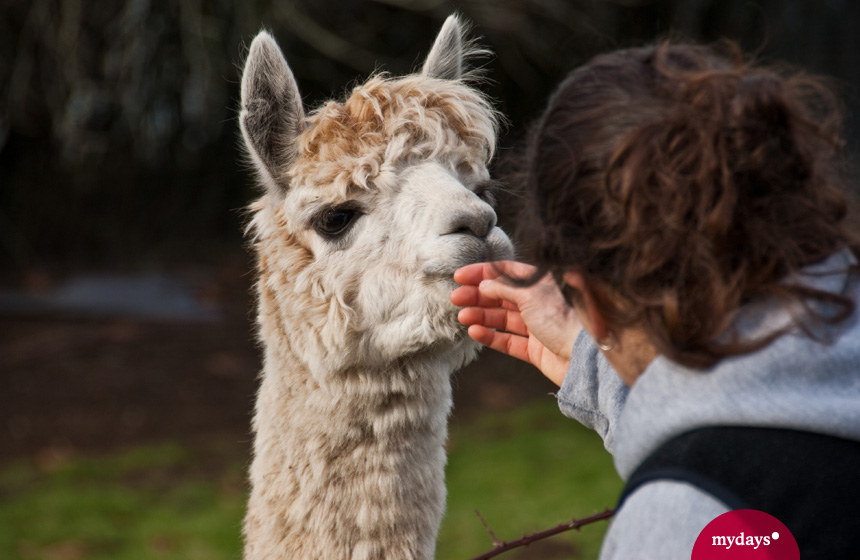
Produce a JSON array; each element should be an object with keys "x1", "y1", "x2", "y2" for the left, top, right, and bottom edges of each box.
[{"x1": 772, "y1": 532, "x2": 780, "y2": 540}]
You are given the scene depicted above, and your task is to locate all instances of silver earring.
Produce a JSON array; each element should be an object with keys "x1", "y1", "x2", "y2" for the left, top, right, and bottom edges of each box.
[{"x1": 597, "y1": 332, "x2": 616, "y2": 352}]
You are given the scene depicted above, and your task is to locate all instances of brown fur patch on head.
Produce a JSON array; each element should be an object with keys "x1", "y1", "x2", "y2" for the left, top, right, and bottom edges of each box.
[{"x1": 288, "y1": 74, "x2": 499, "y2": 196}]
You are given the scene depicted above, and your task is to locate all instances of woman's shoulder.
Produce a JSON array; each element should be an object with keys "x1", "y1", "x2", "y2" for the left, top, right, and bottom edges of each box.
[{"x1": 600, "y1": 480, "x2": 728, "y2": 560}]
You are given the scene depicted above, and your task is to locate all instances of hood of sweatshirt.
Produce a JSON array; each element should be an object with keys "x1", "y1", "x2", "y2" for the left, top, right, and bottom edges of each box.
[{"x1": 613, "y1": 249, "x2": 860, "y2": 479}]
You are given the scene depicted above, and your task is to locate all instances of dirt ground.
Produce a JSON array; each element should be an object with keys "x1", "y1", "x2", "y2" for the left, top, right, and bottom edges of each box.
[{"x1": 0, "y1": 249, "x2": 558, "y2": 463}]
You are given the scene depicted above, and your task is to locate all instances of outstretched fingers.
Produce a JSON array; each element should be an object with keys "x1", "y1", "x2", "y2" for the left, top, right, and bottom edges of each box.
[
  {"x1": 466, "y1": 325, "x2": 532, "y2": 364},
  {"x1": 458, "y1": 306, "x2": 529, "y2": 337},
  {"x1": 450, "y1": 285, "x2": 520, "y2": 312},
  {"x1": 452, "y1": 260, "x2": 548, "y2": 365},
  {"x1": 453, "y1": 261, "x2": 538, "y2": 287}
]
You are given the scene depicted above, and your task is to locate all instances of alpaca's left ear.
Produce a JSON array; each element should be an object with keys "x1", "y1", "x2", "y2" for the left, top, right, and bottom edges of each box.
[{"x1": 421, "y1": 14, "x2": 464, "y2": 80}]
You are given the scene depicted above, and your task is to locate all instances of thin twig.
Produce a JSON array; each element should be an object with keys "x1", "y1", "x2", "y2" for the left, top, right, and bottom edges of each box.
[
  {"x1": 474, "y1": 510, "x2": 502, "y2": 547},
  {"x1": 468, "y1": 508, "x2": 616, "y2": 560},
  {"x1": 275, "y1": 1, "x2": 378, "y2": 72}
]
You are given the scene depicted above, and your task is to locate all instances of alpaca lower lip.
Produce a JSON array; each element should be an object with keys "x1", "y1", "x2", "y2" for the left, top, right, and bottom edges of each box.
[
  {"x1": 423, "y1": 244, "x2": 494, "y2": 279},
  {"x1": 458, "y1": 236, "x2": 496, "y2": 262},
  {"x1": 425, "y1": 234, "x2": 514, "y2": 279}
]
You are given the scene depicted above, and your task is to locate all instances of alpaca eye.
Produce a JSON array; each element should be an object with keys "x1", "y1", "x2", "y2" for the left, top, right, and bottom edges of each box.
[{"x1": 315, "y1": 208, "x2": 358, "y2": 238}]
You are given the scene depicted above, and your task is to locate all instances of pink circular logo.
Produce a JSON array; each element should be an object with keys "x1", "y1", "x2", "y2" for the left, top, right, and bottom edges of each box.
[{"x1": 691, "y1": 509, "x2": 798, "y2": 559}]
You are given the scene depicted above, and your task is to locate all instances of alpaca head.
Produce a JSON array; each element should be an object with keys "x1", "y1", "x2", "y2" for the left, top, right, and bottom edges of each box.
[{"x1": 241, "y1": 16, "x2": 513, "y2": 379}]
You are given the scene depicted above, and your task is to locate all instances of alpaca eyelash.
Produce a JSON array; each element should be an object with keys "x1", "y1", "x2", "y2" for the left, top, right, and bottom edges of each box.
[{"x1": 310, "y1": 203, "x2": 364, "y2": 240}]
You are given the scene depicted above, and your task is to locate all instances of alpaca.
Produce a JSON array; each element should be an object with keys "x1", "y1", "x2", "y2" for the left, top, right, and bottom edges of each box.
[{"x1": 239, "y1": 15, "x2": 513, "y2": 560}]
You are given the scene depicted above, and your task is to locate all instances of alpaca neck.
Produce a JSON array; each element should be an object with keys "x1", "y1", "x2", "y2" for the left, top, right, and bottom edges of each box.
[{"x1": 244, "y1": 342, "x2": 465, "y2": 560}]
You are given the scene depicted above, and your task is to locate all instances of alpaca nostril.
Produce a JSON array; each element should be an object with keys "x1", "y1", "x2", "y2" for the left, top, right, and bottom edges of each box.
[{"x1": 478, "y1": 217, "x2": 495, "y2": 238}]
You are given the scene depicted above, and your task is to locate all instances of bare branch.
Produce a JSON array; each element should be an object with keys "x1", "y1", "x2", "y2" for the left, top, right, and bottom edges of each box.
[{"x1": 468, "y1": 508, "x2": 616, "y2": 560}]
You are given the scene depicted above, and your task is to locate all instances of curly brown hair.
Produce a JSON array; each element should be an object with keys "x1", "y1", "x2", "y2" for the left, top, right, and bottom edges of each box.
[{"x1": 517, "y1": 40, "x2": 859, "y2": 368}]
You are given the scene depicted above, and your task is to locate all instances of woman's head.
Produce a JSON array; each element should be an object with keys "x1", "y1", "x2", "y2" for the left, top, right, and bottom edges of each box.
[{"x1": 520, "y1": 40, "x2": 857, "y2": 368}]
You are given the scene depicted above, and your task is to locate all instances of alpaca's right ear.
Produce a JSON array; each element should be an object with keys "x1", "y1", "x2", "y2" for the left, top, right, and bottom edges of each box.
[{"x1": 240, "y1": 31, "x2": 305, "y2": 196}]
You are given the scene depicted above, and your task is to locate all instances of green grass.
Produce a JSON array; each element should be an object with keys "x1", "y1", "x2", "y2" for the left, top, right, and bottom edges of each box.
[
  {"x1": 442, "y1": 399, "x2": 621, "y2": 559},
  {"x1": 0, "y1": 442, "x2": 246, "y2": 560},
  {"x1": 0, "y1": 400, "x2": 620, "y2": 560}
]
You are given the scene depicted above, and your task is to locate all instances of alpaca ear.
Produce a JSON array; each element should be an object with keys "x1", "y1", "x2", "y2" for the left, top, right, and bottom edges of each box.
[
  {"x1": 421, "y1": 15, "x2": 464, "y2": 80},
  {"x1": 240, "y1": 31, "x2": 305, "y2": 196}
]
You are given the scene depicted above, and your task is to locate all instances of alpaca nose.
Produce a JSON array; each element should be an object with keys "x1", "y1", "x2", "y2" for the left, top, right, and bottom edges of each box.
[{"x1": 447, "y1": 205, "x2": 497, "y2": 238}]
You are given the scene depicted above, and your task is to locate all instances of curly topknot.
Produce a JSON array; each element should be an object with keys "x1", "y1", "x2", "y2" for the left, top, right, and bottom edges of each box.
[{"x1": 519, "y1": 40, "x2": 858, "y2": 368}]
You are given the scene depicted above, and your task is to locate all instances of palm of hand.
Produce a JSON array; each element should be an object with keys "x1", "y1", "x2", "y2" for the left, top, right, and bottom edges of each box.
[{"x1": 450, "y1": 262, "x2": 582, "y2": 387}]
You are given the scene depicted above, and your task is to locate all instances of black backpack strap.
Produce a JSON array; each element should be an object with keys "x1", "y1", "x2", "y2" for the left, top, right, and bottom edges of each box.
[
  {"x1": 618, "y1": 427, "x2": 748, "y2": 511},
  {"x1": 617, "y1": 427, "x2": 860, "y2": 559}
]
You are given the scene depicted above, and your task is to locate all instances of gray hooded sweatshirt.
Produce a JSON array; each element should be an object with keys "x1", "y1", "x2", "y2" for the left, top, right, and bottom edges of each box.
[{"x1": 556, "y1": 249, "x2": 860, "y2": 559}]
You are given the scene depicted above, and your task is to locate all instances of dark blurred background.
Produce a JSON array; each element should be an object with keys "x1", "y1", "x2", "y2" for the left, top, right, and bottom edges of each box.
[
  {"x1": 2, "y1": 0, "x2": 860, "y2": 501},
  {"x1": 2, "y1": 0, "x2": 858, "y2": 272}
]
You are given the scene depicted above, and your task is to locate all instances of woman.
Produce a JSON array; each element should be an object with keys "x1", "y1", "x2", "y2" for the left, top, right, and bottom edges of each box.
[{"x1": 451, "y1": 41, "x2": 860, "y2": 558}]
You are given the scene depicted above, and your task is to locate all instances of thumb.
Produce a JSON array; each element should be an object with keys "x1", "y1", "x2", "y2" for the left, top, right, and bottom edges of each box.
[{"x1": 478, "y1": 279, "x2": 525, "y2": 308}]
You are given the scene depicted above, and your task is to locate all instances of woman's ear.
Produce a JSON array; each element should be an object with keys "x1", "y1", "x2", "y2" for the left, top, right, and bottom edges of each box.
[{"x1": 562, "y1": 271, "x2": 610, "y2": 341}]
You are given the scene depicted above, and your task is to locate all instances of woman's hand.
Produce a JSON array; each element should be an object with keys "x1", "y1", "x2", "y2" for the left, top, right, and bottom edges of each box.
[{"x1": 450, "y1": 261, "x2": 583, "y2": 387}]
